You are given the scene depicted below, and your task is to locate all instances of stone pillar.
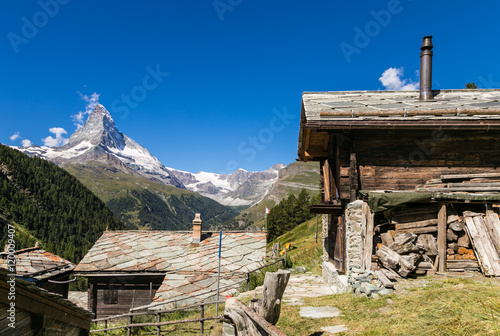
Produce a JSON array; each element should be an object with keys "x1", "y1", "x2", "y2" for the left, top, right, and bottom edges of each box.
[
  {"x1": 345, "y1": 200, "x2": 364, "y2": 279},
  {"x1": 321, "y1": 214, "x2": 329, "y2": 262}
]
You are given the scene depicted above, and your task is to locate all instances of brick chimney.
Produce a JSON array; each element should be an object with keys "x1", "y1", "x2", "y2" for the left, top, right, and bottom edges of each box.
[{"x1": 192, "y1": 213, "x2": 203, "y2": 243}]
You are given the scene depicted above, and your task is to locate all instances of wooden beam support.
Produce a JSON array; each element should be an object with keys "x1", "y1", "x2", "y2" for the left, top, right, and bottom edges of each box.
[
  {"x1": 437, "y1": 204, "x2": 447, "y2": 272},
  {"x1": 89, "y1": 277, "x2": 97, "y2": 316},
  {"x1": 349, "y1": 153, "x2": 358, "y2": 202}
]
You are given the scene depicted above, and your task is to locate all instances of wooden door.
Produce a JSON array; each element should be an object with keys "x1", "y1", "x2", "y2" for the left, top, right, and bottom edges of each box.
[{"x1": 330, "y1": 215, "x2": 345, "y2": 273}]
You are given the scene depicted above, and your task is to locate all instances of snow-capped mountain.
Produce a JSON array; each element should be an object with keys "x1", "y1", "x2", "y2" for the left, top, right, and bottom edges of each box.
[
  {"x1": 170, "y1": 164, "x2": 286, "y2": 206},
  {"x1": 14, "y1": 104, "x2": 286, "y2": 207},
  {"x1": 14, "y1": 104, "x2": 184, "y2": 188}
]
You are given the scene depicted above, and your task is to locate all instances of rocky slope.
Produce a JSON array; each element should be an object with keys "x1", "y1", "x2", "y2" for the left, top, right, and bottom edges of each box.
[
  {"x1": 170, "y1": 164, "x2": 285, "y2": 206},
  {"x1": 224, "y1": 161, "x2": 320, "y2": 230}
]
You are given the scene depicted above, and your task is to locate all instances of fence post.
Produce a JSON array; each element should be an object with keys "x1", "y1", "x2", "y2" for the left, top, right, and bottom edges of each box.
[
  {"x1": 157, "y1": 313, "x2": 161, "y2": 336},
  {"x1": 200, "y1": 304, "x2": 205, "y2": 335},
  {"x1": 127, "y1": 315, "x2": 132, "y2": 336},
  {"x1": 104, "y1": 319, "x2": 108, "y2": 335}
]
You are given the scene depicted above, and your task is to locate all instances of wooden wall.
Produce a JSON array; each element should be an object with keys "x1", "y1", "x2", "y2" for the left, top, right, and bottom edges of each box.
[
  {"x1": 91, "y1": 275, "x2": 164, "y2": 318},
  {"x1": 327, "y1": 130, "x2": 500, "y2": 199}
]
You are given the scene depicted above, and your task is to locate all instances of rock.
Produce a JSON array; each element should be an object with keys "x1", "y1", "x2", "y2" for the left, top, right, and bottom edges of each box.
[
  {"x1": 321, "y1": 325, "x2": 348, "y2": 334},
  {"x1": 378, "y1": 288, "x2": 394, "y2": 295},
  {"x1": 299, "y1": 306, "x2": 342, "y2": 319},
  {"x1": 365, "y1": 285, "x2": 379, "y2": 295},
  {"x1": 294, "y1": 266, "x2": 307, "y2": 273},
  {"x1": 371, "y1": 293, "x2": 380, "y2": 299}
]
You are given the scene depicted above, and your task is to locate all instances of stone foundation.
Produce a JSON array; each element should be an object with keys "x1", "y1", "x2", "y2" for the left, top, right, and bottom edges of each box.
[{"x1": 322, "y1": 261, "x2": 348, "y2": 293}]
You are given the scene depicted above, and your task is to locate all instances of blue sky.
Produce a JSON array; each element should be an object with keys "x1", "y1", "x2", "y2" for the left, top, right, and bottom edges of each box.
[{"x1": 1, "y1": 1, "x2": 500, "y2": 174}]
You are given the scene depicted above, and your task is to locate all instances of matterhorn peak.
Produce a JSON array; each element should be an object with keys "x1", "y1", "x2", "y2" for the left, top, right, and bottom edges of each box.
[
  {"x1": 67, "y1": 104, "x2": 123, "y2": 149},
  {"x1": 13, "y1": 104, "x2": 185, "y2": 189},
  {"x1": 93, "y1": 104, "x2": 112, "y2": 117}
]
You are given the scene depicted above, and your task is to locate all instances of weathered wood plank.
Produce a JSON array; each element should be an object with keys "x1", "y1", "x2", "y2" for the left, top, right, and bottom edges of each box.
[
  {"x1": 426, "y1": 187, "x2": 500, "y2": 192},
  {"x1": 471, "y1": 215, "x2": 500, "y2": 276},
  {"x1": 349, "y1": 153, "x2": 358, "y2": 202},
  {"x1": 397, "y1": 226, "x2": 438, "y2": 234},
  {"x1": 437, "y1": 204, "x2": 447, "y2": 272},
  {"x1": 362, "y1": 203, "x2": 374, "y2": 271},
  {"x1": 393, "y1": 219, "x2": 438, "y2": 229},
  {"x1": 485, "y1": 211, "x2": 500, "y2": 255},
  {"x1": 417, "y1": 234, "x2": 438, "y2": 256},
  {"x1": 441, "y1": 173, "x2": 500, "y2": 180},
  {"x1": 464, "y1": 215, "x2": 493, "y2": 276},
  {"x1": 374, "y1": 270, "x2": 394, "y2": 289}
]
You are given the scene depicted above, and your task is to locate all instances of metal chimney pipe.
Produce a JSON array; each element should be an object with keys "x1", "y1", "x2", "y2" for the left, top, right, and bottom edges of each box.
[{"x1": 419, "y1": 35, "x2": 433, "y2": 101}]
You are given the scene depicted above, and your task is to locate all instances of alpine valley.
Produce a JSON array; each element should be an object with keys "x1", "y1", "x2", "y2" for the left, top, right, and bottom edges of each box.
[{"x1": 13, "y1": 104, "x2": 299, "y2": 230}]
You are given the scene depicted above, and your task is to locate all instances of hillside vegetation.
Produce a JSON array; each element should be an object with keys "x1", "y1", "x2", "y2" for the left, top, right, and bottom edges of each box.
[
  {"x1": 0, "y1": 144, "x2": 124, "y2": 263},
  {"x1": 64, "y1": 162, "x2": 239, "y2": 230}
]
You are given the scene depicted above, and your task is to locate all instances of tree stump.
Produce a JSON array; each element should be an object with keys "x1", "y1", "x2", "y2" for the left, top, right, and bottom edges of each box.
[
  {"x1": 257, "y1": 269, "x2": 291, "y2": 325},
  {"x1": 223, "y1": 270, "x2": 290, "y2": 335}
]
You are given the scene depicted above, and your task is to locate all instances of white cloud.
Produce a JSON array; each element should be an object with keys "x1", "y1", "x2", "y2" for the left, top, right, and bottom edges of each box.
[
  {"x1": 42, "y1": 127, "x2": 69, "y2": 147},
  {"x1": 379, "y1": 67, "x2": 419, "y2": 91},
  {"x1": 21, "y1": 139, "x2": 32, "y2": 147},
  {"x1": 9, "y1": 132, "x2": 20, "y2": 141},
  {"x1": 72, "y1": 92, "x2": 100, "y2": 129}
]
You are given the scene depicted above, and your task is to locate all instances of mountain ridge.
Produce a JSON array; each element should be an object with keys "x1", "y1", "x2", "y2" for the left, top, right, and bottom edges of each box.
[{"x1": 15, "y1": 104, "x2": 285, "y2": 208}]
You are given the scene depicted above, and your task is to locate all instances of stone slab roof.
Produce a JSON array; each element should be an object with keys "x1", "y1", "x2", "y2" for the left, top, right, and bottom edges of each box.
[
  {"x1": 302, "y1": 89, "x2": 500, "y2": 122},
  {"x1": 0, "y1": 246, "x2": 75, "y2": 281},
  {"x1": 75, "y1": 230, "x2": 266, "y2": 308},
  {"x1": 75, "y1": 231, "x2": 266, "y2": 274}
]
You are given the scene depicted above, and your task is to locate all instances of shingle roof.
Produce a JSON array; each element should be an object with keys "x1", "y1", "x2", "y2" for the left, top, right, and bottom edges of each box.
[
  {"x1": 0, "y1": 268, "x2": 92, "y2": 318},
  {"x1": 302, "y1": 89, "x2": 500, "y2": 121},
  {"x1": 75, "y1": 231, "x2": 266, "y2": 274},
  {"x1": 0, "y1": 246, "x2": 75, "y2": 281},
  {"x1": 75, "y1": 230, "x2": 266, "y2": 308}
]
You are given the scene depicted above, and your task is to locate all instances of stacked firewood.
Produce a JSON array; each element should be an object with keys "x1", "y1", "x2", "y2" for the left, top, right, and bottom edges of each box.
[
  {"x1": 446, "y1": 215, "x2": 475, "y2": 260},
  {"x1": 374, "y1": 204, "x2": 485, "y2": 278},
  {"x1": 375, "y1": 205, "x2": 439, "y2": 278}
]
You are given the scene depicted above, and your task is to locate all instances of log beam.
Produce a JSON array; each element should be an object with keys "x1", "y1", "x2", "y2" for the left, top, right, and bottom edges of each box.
[{"x1": 437, "y1": 204, "x2": 447, "y2": 272}]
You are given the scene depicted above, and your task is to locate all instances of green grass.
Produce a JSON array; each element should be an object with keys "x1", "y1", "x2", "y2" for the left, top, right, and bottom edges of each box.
[
  {"x1": 277, "y1": 275, "x2": 500, "y2": 335},
  {"x1": 268, "y1": 217, "x2": 323, "y2": 274},
  {"x1": 91, "y1": 303, "x2": 225, "y2": 335}
]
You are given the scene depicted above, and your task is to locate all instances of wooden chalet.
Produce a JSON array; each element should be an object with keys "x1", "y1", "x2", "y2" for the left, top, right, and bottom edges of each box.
[
  {"x1": 0, "y1": 268, "x2": 92, "y2": 335},
  {"x1": 74, "y1": 214, "x2": 266, "y2": 318},
  {"x1": 0, "y1": 245, "x2": 75, "y2": 298},
  {"x1": 298, "y1": 36, "x2": 500, "y2": 287}
]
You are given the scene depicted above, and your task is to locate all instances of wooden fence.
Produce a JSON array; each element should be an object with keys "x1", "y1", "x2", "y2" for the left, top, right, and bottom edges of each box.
[{"x1": 90, "y1": 257, "x2": 286, "y2": 335}]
